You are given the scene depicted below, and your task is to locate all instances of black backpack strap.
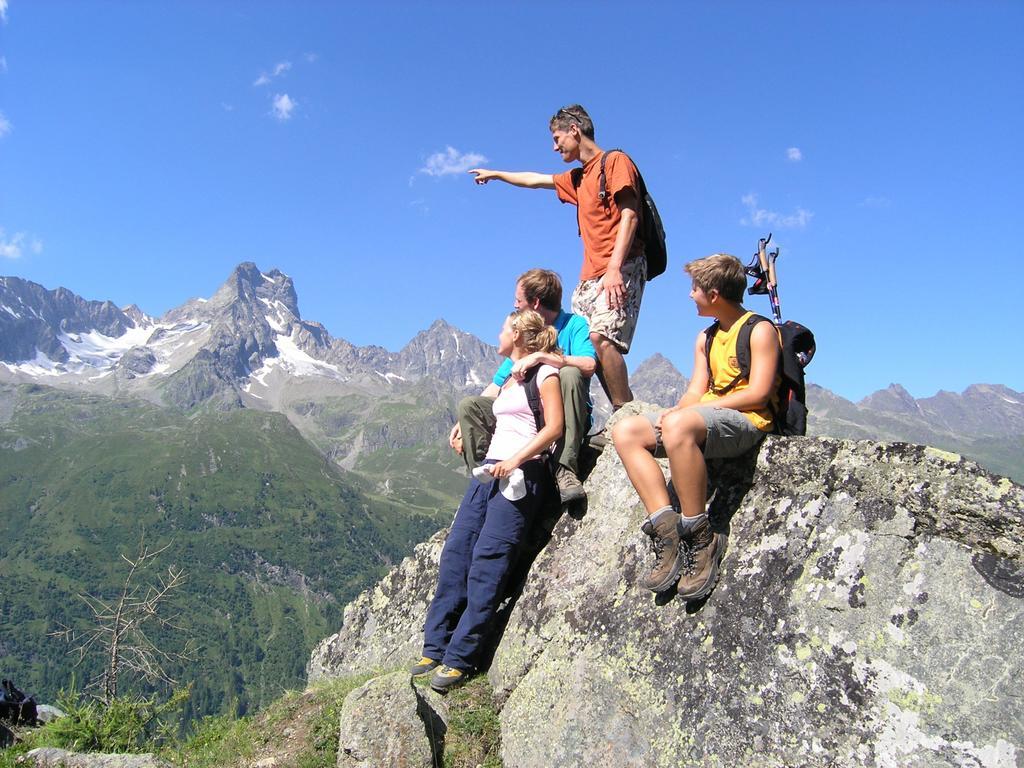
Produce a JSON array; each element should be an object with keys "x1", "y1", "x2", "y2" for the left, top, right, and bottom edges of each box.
[
  {"x1": 522, "y1": 366, "x2": 546, "y2": 432},
  {"x1": 571, "y1": 167, "x2": 584, "y2": 237},
  {"x1": 600, "y1": 148, "x2": 640, "y2": 207}
]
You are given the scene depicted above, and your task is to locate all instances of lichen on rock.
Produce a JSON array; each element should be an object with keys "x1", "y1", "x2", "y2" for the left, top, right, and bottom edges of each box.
[{"x1": 309, "y1": 402, "x2": 1024, "y2": 768}]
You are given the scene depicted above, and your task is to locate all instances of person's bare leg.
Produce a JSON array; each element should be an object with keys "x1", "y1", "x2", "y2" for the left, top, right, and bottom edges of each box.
[
  {"x1": 610, "y1": 416, "x2": 669, "y2": 513},
  {"x1": 658, "y1": 409, "x2": 708, "y2": 519},
  {"x1": 612, "y1": 413, "x2": 685, "y2": 592},
  {"x1": 659, "y1": 408, "x2": 725, "y2": 600},
  {"x1": 592, "y1": 332, "x2": 633, "y2": 407}
]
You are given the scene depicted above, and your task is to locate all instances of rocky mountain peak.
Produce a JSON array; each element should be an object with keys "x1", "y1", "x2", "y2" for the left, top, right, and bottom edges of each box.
[
  {"x1": 0, "y1": 275, "x2": 133, "y2": 365},
  {"x1": 393, "y1": 318, "x2": 502, "y2": 391},
  {"x1": 859, "y1": 382, "x2": 920, "y2": 415},
  {"x1": 209, "y1": 262, "x2": 300, "y2": 319},
  {"x1": 630, "y1": 352, "x2": 689, "y2": 407}
]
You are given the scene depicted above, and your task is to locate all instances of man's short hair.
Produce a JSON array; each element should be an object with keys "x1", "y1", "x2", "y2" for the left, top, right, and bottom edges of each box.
[
  {"x1": 684, "y1": 254, "x2": 747, "y2": 303},
  {"x1": 517, "y1": 268, "x2": 563, "y2": 312},
  {"x1": 549, "y1": 104, "x2": 595, "y2": 140}
]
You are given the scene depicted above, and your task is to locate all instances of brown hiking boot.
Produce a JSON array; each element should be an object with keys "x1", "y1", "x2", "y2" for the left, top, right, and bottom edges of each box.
[
  {"x1": 639, "y1": 511, "x2": 685, "y2": 593},
  {"x1": 555, "y1": 465, "x2": 586, "y2": 504},
  {"x1": 676, "y1": 516, "x2": 728, "y2": 601}
]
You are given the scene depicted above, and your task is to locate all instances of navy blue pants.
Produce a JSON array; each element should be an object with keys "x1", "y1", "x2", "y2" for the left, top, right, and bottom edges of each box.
[{"x1": 422, "y1": 458, "x2": 552, "y2": 671}]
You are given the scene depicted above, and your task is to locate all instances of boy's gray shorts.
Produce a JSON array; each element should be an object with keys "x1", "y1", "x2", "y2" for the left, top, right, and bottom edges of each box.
[{"x1": 643, "y1": 406, "x2": 767, "y2": 459}]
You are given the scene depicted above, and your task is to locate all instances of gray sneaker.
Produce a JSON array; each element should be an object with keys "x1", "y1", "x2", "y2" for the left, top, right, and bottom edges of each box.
[
  {"x1": 555, "y1": 465, "x2": 586, "y2": 504},
  {"x1": 410, "y1": 656, "x2": 440, "y2": 676},
  {"x1": 430, "y1": 665, "x2": 468, "y2": 693}
]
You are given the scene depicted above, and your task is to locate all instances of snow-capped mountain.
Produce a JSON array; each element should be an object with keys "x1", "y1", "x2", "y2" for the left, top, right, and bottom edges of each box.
[
  {"x1": 0, "y1": 263, "x2": 501, "y2": 408},
  {"x1": 3, "y1": 263, "x2": 1021, "y2": 483}
]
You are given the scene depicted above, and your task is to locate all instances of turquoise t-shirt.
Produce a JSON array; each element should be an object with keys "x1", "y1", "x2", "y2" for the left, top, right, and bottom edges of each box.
[{"x1": 492, "y1": 310, "x2": 596, "y2": 386}]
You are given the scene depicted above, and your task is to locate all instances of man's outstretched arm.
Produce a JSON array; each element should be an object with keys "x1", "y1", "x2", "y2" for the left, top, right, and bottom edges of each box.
[{"x1": 469, "y1": 169, "x2": 556, "y2": 189}]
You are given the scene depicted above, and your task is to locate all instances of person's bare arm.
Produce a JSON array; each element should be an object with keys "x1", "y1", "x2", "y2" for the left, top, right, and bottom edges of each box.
[
  {"x1": 469, "y1": 169, "x2": 555, "y2": 189},
  {"x1": 509, "y1": 350, "x2": 597, "y2": 380}
]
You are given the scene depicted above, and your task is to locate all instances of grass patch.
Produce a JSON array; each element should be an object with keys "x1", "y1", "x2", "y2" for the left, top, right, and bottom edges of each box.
[
  {"x1": 414, "y1": 674, "x2": 502, "y2": 768},
  {"x1": 3, "y1": 671, "x2": 502, "y2": 768},
  {"x1": 169, "y1": 673, "x2": 376, "y2": 768}
]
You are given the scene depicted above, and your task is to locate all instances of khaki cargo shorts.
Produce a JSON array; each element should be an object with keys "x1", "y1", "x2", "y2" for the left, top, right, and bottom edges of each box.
[
  {"x1": 570, "y1": 256, "x2": 646, "y2": 353},
  {"x1": 643, "y1": 406, "x2": 767, "y2": 459}
]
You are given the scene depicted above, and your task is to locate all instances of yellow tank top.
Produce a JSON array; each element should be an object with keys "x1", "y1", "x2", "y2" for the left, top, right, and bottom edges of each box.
[{"x1": 699, "y1": 311, "x2": 777, "y2": 431}]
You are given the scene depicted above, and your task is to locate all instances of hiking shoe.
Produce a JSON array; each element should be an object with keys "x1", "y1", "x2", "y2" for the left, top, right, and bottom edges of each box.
[
  {"x1": 639, "y1": 512, "x2": 685, "y2": 593},
  {"x1": 430, "y1": 665, "x2": 468, "y2": 693},
  {"x1": 675, "y1": 517, "x2": 728, "y2": 602},
  {"x1": 586, "y1": 432, "x2": 608, "y2": 453},
  {"x1": 555, "y1": 465, "x2": 586, "y2": 504},
  {"x1": 410, "y1": 657, "x2": 440, "y2": 676}
]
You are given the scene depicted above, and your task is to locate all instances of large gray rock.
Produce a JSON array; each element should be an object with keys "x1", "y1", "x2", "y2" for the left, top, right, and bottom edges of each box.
[
  {"x1": 336, "y1": 671, "x2": 446, "y2": 768},
  {"x1": 22, "y1": 748, "x2": 170, "y2": 767},
  {"x1": 309, "y1": 403, "x2": 1024, "y2": 768}
]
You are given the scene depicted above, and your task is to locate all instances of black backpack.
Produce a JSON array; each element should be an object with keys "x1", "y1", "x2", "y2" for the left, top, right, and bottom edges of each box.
[
  {"x1": 571, "y1": 149, "x2": 668, "y2": 280},
  {"x1": 704, "y1": 314, "x2": 816, "y2": 436},
  {"x1": 0, "y1": 679, "x2": 38, "y2": 727}
]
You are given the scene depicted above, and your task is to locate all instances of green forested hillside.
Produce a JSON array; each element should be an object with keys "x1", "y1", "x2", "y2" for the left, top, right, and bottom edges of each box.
[{"x1": 0, "y1": 384, "x2": 446, "y2": 720}]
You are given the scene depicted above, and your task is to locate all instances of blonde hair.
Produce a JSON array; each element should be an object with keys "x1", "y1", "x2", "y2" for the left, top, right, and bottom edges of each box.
[
  {"x1": 684, "y1": 253, "x2": 747, "y2": 303},
  {"x1": 509, "y1": 309, "x2": 560, "y2": 355}
]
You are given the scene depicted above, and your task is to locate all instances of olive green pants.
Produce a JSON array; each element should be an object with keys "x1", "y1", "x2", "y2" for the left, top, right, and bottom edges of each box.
[{"x1": 456, "y1": 367, "x2": 591, "y2": 476}]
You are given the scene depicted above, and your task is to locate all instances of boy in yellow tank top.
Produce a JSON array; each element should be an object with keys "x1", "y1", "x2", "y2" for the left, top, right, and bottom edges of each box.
[{"x1": 612, "y1": 254, "x2": 780, "y2": 601}]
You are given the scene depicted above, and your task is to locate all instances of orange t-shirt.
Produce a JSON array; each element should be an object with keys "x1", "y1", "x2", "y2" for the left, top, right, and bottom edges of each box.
[{"x1": 553, "y1": 151, "x2": 645, "y2": 281}]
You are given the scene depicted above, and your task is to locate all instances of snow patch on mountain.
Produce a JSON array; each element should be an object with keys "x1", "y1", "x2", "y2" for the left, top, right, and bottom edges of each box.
[
  {"x1": 0, "y1": 349, "x2": 62, "y2": 377},
  {"x1": 244, "y1": 334, "x2": 344, "y2": 394},
  {"x1": 59, "y1": 325, "x2": 154, "y2": 370}
]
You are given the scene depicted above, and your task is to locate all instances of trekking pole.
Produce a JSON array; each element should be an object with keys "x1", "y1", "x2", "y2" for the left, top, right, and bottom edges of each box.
[
  {"x1": 767, "y1": 246, "x2": 782, "y2": 323},
  {"x1": 757, "y1": 234, "x2": 771, "y2": 279},
  {"x1": 757, "y1": 235, "x2": 783, "y2": 323}
]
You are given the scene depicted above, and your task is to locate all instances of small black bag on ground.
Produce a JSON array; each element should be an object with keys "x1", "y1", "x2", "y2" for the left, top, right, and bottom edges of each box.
[{"x1": 0, "y1": 678, "x2": 39, "y2": 727}]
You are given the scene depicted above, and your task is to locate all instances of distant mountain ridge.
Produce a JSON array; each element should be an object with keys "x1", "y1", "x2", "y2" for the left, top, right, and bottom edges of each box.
[
  {"x1": 2, "y1": 263, "x2": 1021, "y2": 483},
  {"x1": 0, "y1": 264, "x2": 500, "y2": 410}
]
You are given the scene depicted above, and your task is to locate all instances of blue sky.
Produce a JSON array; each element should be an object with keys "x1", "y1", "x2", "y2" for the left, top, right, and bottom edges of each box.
[{"x1": 1, "y1": 1, "x2": 1021, "y2": 401}]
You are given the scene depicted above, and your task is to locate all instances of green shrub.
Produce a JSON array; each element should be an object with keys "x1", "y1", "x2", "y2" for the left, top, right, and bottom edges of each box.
[{"x1": 39, "y1": 686, "x2": 188, "y2": 754}]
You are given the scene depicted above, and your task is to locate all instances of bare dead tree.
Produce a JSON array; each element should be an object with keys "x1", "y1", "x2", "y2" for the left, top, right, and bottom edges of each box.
[{"x1": 51, "y1": 535, "x2": 195, "y2": 702}]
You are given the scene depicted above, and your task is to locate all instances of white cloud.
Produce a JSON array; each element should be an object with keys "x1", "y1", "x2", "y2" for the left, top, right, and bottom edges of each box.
[
  {"x1": 221, "y1": 102, "x2": 235, "y2": 112},
  {"x1": 304, "y1": 52, "x2": 318, "y2": 63},
  {"x1": 786, "y1": 147, "x2": 803, "y2": 162},
  {"x1": 254, "y1": 60, "x2": 291, "y2": 87},
  {"x1": 0, "y1": 112, "x2": 11, "y2": 138},
  {"x1": 271, "y1": 93, "x2": 296, "y2": 121},
  {"x1": 0, "y1": 0, "x2": 7, "y2": 23},
  {"x1": 741, "y1": 193, "x2": 813, "y2": 229},
  {"x1": 0, "y1": 56, "x2": 7, "y2": 73},
  {"x1": 0, "y1": 229, "x2": 42, "y2": 259},
  {"x1": 420, "y1": 146, "x2": 488, "y2": 177}
]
